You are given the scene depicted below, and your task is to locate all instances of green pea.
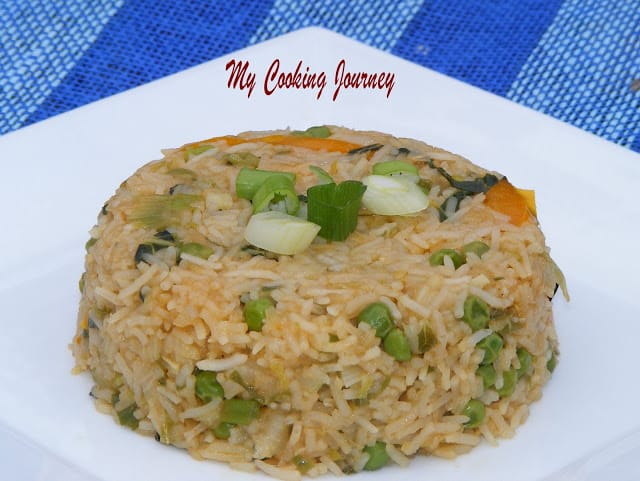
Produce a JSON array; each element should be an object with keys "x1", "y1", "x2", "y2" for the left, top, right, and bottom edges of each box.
[
  {"x1": 383, "y1": 328, "x2": 412, "y2": 361},
  {"x1": 219, "y1": 398, "x2": 261, "y2": 425},
  {"x1": 195, "y1": 371, "x2": 224, "y2": 402},
  {"x1": 363, "y1": 441, "x2": 389, "y2": 471},
  {"x1": 497, "y1": 369, "x2": 518, "y2": 397},
  {"x1": 212, "y1": 422, "x2": 234, "y2": 440},
  {"x1": 462, "y1": 399, "x2": 485, "y2": 428},
  {"x1": 477, "y1": 333, "x2": 503, "y2": 365},
  {"x1": 476, "y1": 365, "x2": 497, "y2": 390},
  {"x1": 547, "y1": 353, "x2": 558, "y2": 373},
  {"x1": 243, "y1": 298, "x2": 274, "y2": 332},
  {"x1": 516, "y1": 347, "x2": 532, "y2": 378},
  {"x1": 179, "y1": 242, "x2": 214, "y2": 260},
  {"x1": 462, "y1": 295, "x2": 490, "y2": 331},
  {"x1": 357, "y1": 302, "x2": 393, "y2": 338},
  {"x1": 461, "y1": 241, "x2": 490, "y2": 258},
  {"x1": 429, "y1": 248, "x2": 465, "y2": 269},
  {"x1": 293, "y1": 455, "x2": 315, "y2": 474},
  {"x1": 117, "y1": 403, "x2": 139, "y2": 430}
]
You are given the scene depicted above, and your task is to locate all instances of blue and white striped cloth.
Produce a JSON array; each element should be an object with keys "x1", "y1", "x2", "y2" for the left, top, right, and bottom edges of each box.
[{"x1": 2, "y1": 0, "x2": 639, "y2": 153}]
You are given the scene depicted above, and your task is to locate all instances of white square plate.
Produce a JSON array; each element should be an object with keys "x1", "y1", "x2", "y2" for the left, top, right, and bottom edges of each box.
[{"x1": 1, "y1": 27, "x2": 639, "y2": 481}]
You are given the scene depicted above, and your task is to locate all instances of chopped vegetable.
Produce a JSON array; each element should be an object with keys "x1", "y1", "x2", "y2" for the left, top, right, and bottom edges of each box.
[
  {"x1": 383, "y1": 328, "x2": 412, "y2": 361},
  {"x1": 497, "y1": 369, "x2": 517, "y2": 397},
  {"x1": 184, "y1": 144, "x2": 214, "y2": 160},
  {"x1": 243, "y1": 298, "x2": 274, "y2": 332},
  {"x1": 222, "y1": 151, "x2": 260, "y2": 167},
  {"x1": 429, "y1": 248, "x2": 465, "y2": 269},
  {"x1": 134, "y1": 230, "x2": 176, "y2": 264},
  {"x1": 516, "y1": 347, "x2": 532, "y2": 378},
  {"x1": 428, "y1": 159, "x2": 498, "y2": 193},
  {"x1": 235, "y1": 168, "x2": 296, "y2": 201},
  {"x1": 306, "y1": 180, "x2": 366, "y2": 241},
  {"x1": 195, "y1": 370, "x2": 225, "y2": 402},
  {"x1": 484, "y1": 178, "x2": 531, "y2": 226},
  {"x1": 348, "y1": 143, "x2": 384, "y2": 156},
  {"x1": 251, "y1": 174, "x2": 300, "y2": 215},
  {"x1": 179, "y1": 242, "x2": 213, "y2": 260},
  {"x1": 476, "y1": 365, "x2": 497, "y2": 390},
  {"x1": 212, "y1": 422, "x2": 233, "y2": 440},
  {"x1": 462, "y1": 296, "x2": 490, "y2": 331},
  {"x1": 361, "y1": 175, "x2": 429, "y2": 215},
  {"x1": 417, "y1": 325, "x2": 437, "y2": 353},
  {"x1": 462, "y1": 399, "x2": 485, "y2": 428},
  {"x1": 461, "y1": 241, "x2": 490, "y2": 258},
  {"x1": 85, "y1": 237, "x2": 97, "y2": 250},
  {"x1": 477, "y1": 333, "x2": 503, "y2": 365},
  {"x1": 357, "y1": 302, "x2": 393, "y2": 338},
  {"x1": 129, "y1": 194, "x2": 200, "y2": 229},
  {"x1": 219, "y1": 398, "x2": 260, "y2": 425},
  {"x1": 244, "y1": 211, "x2": 321, "y2": 255},
  {"x1": 309, "y1": 165, "x2": 335, "y2": 185},
  {"x1": 438, "y1": 190, "x2": 469, "y2": 221},
  {"x1": 372, "y1": 160, "x2": 419, "y2": 177},
  {"x1": 293, "y1": 455, "x2": 315, "y2": 474},
  {"x1": 291, "y1": 125, "x2": 332, "y2": 138},
  {"x1": 117, "y1": 403, "x2": 139, "y2": 430},
  {"x1": 547, "y1": 353, "x2": 558, "y2": 373},
  {"x1": 154, "y1": 230, "x2": 175, "y2": 243},
  {"x1": 167, "y1": 167, "x2": 198, "y2": 180},
  {"x1": 363, "y1": 441, "x2": 389, "y2": 470},
  {"x1": 517, "y1": 188, "x2": 537, "y2": 216}
]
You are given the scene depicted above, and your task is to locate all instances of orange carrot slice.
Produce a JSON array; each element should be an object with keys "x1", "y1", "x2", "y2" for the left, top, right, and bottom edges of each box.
[
  {"x1": 484, "y1": 178, "x2": 531, "y2": 226},
  {"x1": 183, "y1": 134, "x2": 362, "y2": 153}
]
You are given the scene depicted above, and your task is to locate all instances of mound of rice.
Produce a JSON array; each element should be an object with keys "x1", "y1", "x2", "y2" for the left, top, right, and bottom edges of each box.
[{"x1": 72, "y1": 126, "x2": 565, "y2": 479}]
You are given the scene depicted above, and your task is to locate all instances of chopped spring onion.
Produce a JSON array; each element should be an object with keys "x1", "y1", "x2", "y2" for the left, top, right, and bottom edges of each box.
[
  {"x1": 516, "y1": 347, "x2": 532, "y2": 378},
  {"x1": 251, "y1": 174, "x2": 300, "y2": 215},
  {"x1": 462, "y1": 399, "x2": 485, "y2": 428},
  {"x1": 179, "y1": 242, "x2": 214, "y2": 260},
  {"x1": 348, "y1": 143, "x2": 384, "y2": 155},
  {"x1": 306, "y1": 180, "x2": 366, "y2": 241},
  {"x1": 222, "y1": 151, "x2": 260, "y2": 167},
  {"x1": 184, "y1": 144, "x2": 214, "y2": 160},
  {"x1": 372, "y1": 160, "x2": 418, "y2": 177},
  {"x1": 291, "y1": 125, "x2": 332, "y2": 138},
  {"x1": 129, "y1": 194, "x2": 200, "y2": 229},
  {"x1": 363, "y1": 442, "x2": 389, "y2": 471},
  {"x1": 117, "y1": 403, "x2": 139, "y2": 430},
  {"x1": 212, "y1": 422, "x2": 234, "y2": 440},
  {"x1": 309, "y1": 165, "x2": 335, "y2": 185},
  {"x1": 497, "y1": 369, "x2": 517, "y2": 397},
  {"x1": 244, "y1": 211, "x2": 321, "y2": 255},
  {"x1": 361, "y1": 175, "x2": 429, "y2": 216},
  {"x1": 235, "y1": 168, "x2": 296, "y2": 200}
]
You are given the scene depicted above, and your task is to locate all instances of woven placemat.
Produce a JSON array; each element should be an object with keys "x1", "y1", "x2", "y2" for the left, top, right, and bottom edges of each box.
[{"x1": 2, "y1": 0, "x2": 639, "y2": 152}]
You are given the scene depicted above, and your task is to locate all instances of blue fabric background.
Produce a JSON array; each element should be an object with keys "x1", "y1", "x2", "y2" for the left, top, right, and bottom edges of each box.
[{"x1": 2, "y1": 0, "x2": 639, "y2": 153}]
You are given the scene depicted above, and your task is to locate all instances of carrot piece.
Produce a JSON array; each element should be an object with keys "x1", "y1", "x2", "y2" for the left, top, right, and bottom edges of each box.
[
  {"x1": 183, "y1": 134, "x2": 362, "y2": 153},
  {"x1": 484, "y1": 178, "x2": 531, "y2": 226},
  {"x1": 516, "y1": 188, "x2": 537, "y2": 217}
]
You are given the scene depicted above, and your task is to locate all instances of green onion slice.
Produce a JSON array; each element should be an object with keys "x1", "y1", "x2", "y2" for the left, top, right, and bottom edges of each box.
[
  {"x1": 291, "y1": 125, "x2": 332, "y2": 138},
  {"x1": 309, "y1": 165, "x2": 335, "y2": 185},
  {"x1": 244, "y1": 211, "x2": 321, "y2": 255},
  {"x1": 251, "y1": 174, "x2": 299, "y2": 215},
  {"x1": 361, "y1": 175, "x2": 429, "y2": 216},
  {"x1": 372, "y1": 160, "x2": 419, "y2": 177},
  {"x1": 306, "y1": 180, "x2": 366, "y2": 241},
  {"x1": 235, "y1": 168, "x2": 296, "y2": 200}
]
